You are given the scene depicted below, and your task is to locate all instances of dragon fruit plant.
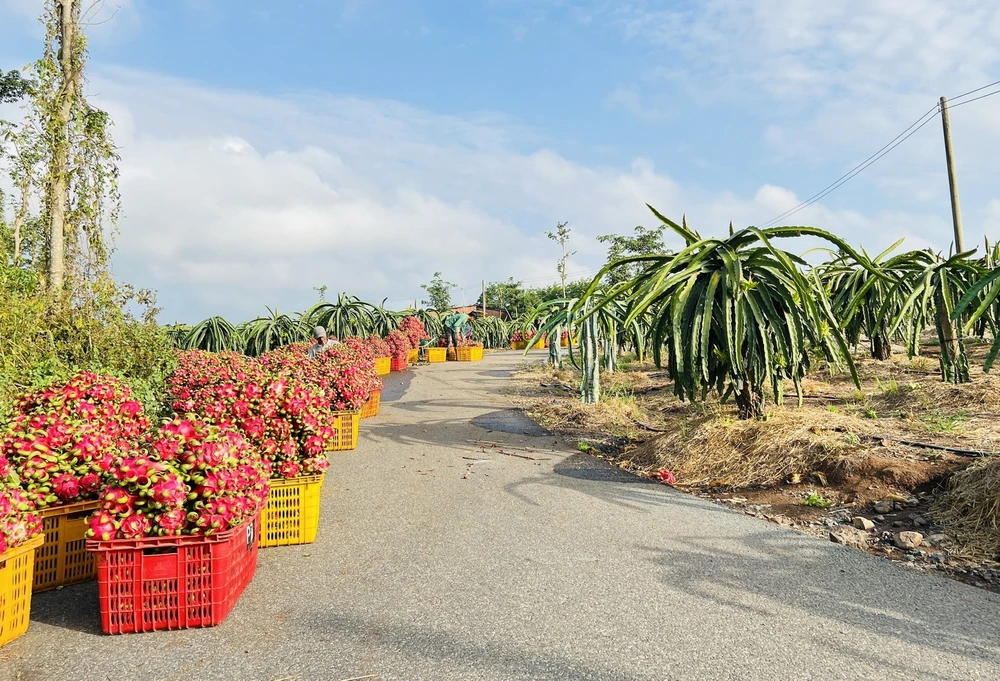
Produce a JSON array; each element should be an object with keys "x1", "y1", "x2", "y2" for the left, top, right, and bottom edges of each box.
[
  {"x1": 0, "y1": 372, "x2": 151, "y2": 510},
  {"x1": 384, "y1": 329, "x2": 411, "y2": 360},
  {"x1": 87, "y1": 417, "x2": 271, "y2": 540},
  {"x1": 167, "y1": 351, "x2": 334, "y2": 479},
  {"x1": 398, "y1": 316, "x2": 430, "y2": 349}
]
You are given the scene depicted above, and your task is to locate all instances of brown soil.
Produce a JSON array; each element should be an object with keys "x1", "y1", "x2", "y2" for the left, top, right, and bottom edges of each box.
[{"x1": 504, "y1": 341, "x2": 1000, "y2": 593}]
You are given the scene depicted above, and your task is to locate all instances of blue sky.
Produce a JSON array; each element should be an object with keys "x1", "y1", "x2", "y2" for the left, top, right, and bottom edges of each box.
[{"x1": 2, "y1": 0, "x2": 999, "y2": 323}]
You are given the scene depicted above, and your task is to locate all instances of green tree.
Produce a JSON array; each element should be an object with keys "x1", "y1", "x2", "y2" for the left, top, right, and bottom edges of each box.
[
  {"x1": 478, "y1": 278, "x2": 528, "y2": 317},
  {"x1": 545, "y1": 221, "x2": 575, "y2": 297},
  {"x1": 306, "y1": 294, "x2": 397, "y2": 338},
  {"x1": 26, "y1": 0, "x2": 121, "y2": 296},
  {"x1": 421, "y1": 271, "x2": 455, "y2": 312},
  {"x1": 0, "y1": 69, "x2": 32, "y2": 106},
  {"x1": 597, "y1": 224, "x2": 668, "y2": 286},
  {"x1": 955, "y1": 258, "x2": 1000, "y2": 372}
]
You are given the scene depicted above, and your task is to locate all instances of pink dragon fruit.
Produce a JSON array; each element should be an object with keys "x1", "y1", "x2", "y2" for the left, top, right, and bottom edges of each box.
[
  {"x1": 86, "y1": 510, "x2": 119, "y2": 541},
  {"x1": 155, "y1": 508, "x2": 187, "y2": 535},
  {"x1": 148, "y1": 472, "x2": 187, "y2": 508},
  {"x1": 278, "y1": 461, "x2": 300, "y2": 478},
  {"x1": 115, "y1": 455, "x2": 158, "y2": 486},
  {"x1": 51, "y1": 472, "x2": 82, "y2": 502},
  {"x1": 100, "y1": 486, "x2": 138, "y2": 515},
  {"x1": 118, "y1": 513, "x2": 152, "y2": 539},
  {"x1": 79, "y1": 473, "x2": 102, "y2": 494}
]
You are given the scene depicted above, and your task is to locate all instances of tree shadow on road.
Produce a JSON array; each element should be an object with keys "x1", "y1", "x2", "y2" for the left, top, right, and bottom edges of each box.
[
  {"x1": 636, "y1": 530, "x2": 1000, "y2": 676},
  {"x1": 504, "y1": 452, "x2": 734, "y2": 517},
  {"x1": 299, "y1": 608, "x2": 654, "y2": 681}
]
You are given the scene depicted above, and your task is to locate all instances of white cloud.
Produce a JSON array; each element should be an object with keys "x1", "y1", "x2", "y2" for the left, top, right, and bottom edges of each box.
[{"x1": 76, "y1": 65, "x2": 975, "y2": 323}]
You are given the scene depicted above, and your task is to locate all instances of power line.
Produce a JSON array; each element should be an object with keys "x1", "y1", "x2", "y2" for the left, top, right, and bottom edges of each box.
[
  {"x1": 757, "y1": 104, "x2": 940, "y2": 228},
  {"x1": 949, "y1": 79, "x2": 1000, "y2": 102},
  {"x1": 758, "y1": 78, "x2": 1000, "y2": 229},
  {"x1": 948, "y1": 88, "x2": 1000, "y2": 110}
]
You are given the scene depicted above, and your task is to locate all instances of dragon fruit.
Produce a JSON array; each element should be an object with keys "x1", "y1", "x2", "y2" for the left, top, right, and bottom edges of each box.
[
  {"x1": 278, "y1": 460, "x2": 301, "y2": 478},
  {"x1": 154, "y1": 508, "x2": 188, "y2": 536},
  {"x1": 86, "y1": 510, "x2": 120, "y2": 541},
  {"x1": 86, "y1": 417, "x2": 269, "y2": 539},
  {"x1": 148, "y1": 472, "x2": 187, "y2": 508},
  {"x1": 0, "y1": 484, "x2": 42, "y2": 553},
  {"x1": 118, "y1": 513, "x2": 153, "y2": 539},
  {"x1": 51, "y1": 472, "x2": 82, "y2": 502}
]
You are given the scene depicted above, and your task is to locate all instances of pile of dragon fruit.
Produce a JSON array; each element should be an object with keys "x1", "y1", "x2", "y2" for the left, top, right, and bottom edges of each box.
[
  {"x1": 0, "y1": 330, "x2": 406, "y2": 549},
  {"x1": 166, "y1": 351, "x2": 334, "y2": 479},
  {"x1": 0, "y1": 372, "x2": 151, "y2": 510},
  {"x1": 364, "y1": 334, "x2": 392, "y2": 360},
  {"x1": 259, "y1": 340, "x2": 381, "y2": 412},
  {"x1": 0, "y1": 464, "x2": 42, "y2": 554},
  {"x1": 87, "y1": 416, "x2": 269, "y2": 540},
  {"x1": 384, "y1": 329, "x2": 411, "y2": 360},
  {"x1": 398, "y1": 316, "x2": 430, "y2": 349}
]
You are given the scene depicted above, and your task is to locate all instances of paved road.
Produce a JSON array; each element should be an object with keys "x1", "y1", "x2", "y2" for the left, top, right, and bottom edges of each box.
[{"x1": 6, "y1": 352, "x2": 1000, "y2": 681}]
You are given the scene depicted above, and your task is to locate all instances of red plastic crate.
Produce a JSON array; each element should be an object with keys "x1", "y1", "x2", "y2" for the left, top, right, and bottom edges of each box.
[
  {"x1": 390, "y1": 356, "x2": 408, "y2": 371},
  {"x1": 86, "y1": 514, "x2": 261, "y2": 634}
]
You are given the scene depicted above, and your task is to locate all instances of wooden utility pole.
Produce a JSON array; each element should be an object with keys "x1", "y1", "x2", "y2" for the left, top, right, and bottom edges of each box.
[
  {"x1": 939, "y1": 96, "x2": 965, "y2": 253},
  {"x1": 481, "y1": 280, "x2": 487, "y2": 316}
]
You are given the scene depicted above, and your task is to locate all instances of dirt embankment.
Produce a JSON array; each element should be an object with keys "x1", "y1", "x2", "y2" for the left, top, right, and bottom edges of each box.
[{"x1": 504, "y1": 344, "x2": 1000, "y2": 592}]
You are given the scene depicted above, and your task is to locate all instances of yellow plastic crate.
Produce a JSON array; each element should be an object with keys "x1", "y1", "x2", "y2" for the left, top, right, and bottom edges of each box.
[
  {"x1": 260, "y1": 474, "x2": 325, "y2": 548},
  {"x1": 451, "y1": 346, "x2": 484, "y2": 362},
  {"x1": 531, "y1": 337, "x2": 546, "y2": 349},
  {"x1": 34, "y1": 500, "x2": 101, "y2": 593},
  {"x1": 359, "y1": 390, "x2": 381, "y2": 419},
  {"x1": 426, "y1": 347, "x2": 447, "y2": 363},
  {"x1": 328, "y1": 410, "x2": 360, "y2": 451},
  {"x1": 375, "y1": 356, "x2": 391, "y2": 376},
  {"x1": 407, "y1": 348, "x2": 419, "y2": 364},
  {"x1": 510, "y1": 340, "x2": 527, "y2": 350},
  {"x1": 0, "y1": 534, "x2": 44, "y2": 647}
]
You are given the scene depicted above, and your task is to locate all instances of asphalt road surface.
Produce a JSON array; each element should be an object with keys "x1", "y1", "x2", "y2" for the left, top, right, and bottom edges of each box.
[{"x1": 5, "y1": 351, "x2": 1000, "y2": 681}]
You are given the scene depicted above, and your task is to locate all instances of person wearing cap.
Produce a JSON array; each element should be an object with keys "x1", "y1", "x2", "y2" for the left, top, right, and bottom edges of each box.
[
  {"x1": 308, "y1": 325, "x2": 338, "y2": 358},
  {"x1": 443, "y1": 310, "x2": 479, "y2": 353}
]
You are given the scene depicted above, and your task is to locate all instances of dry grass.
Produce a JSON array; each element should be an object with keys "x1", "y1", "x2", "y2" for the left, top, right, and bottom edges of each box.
[
  {"x1": 931, "y1": 457, "x2": 1000, "y2": 559},
  {"x1": 510, "y1": 347, "x2": 1000, "y2": 550},
  {"x1": 512, "y1": 363, "x2": 665, "y2": 449},
  {"x1": 629, "y1": 409, "x2": 873, "y2": 489}
]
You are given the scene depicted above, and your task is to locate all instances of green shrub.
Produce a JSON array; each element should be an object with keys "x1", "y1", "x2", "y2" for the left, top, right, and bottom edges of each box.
[{"x1": 0, "y1": 268, "x2": 176, "y2": 420}]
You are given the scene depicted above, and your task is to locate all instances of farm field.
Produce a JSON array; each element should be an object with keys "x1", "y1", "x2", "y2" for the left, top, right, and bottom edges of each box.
[{"x1": 506, "y1": 340, "x2": 1000, "y2": 590}]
